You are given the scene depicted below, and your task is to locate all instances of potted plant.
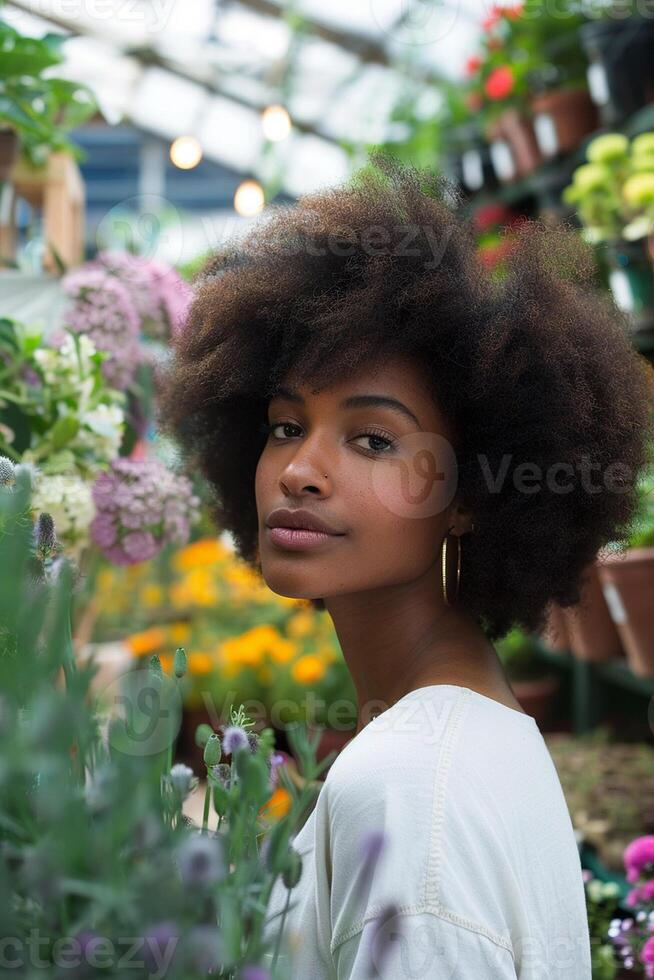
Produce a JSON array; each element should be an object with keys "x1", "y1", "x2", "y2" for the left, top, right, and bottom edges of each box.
[
  {"x1": 0, "y1": 16, "x2": 97, "y2": 170},
  {"x1": 559, "y1": 555, "x2": 624, "y2": 663},
  {"x1": 464, "y1": 4, "x2": 544, "y2": 183},
  {"x1": 580, "y1": 9, "x2": 654, "y2": 127},
  {"x1": 597, "y1": 451, "x2": 654, "y2": 678},
  {"x1": 520, "y1": 0, "x2": 598, "y2": 158},
  {"x1": 496, "y1": 627, "x2": 561, "y2": 727},
  {"x1": 563, "y1": 132, "x2": 654, "y2": 332}
]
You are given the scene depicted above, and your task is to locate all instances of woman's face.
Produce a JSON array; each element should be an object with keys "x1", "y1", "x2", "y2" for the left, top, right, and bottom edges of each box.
[{"x1": 255, "y1": 354, "x2": 469, "y2": 604}]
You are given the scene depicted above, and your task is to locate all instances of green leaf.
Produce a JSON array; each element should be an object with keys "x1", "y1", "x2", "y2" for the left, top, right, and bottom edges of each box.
[{"x1": 51, "y1": 414, "x2": 80, "y2": 450}]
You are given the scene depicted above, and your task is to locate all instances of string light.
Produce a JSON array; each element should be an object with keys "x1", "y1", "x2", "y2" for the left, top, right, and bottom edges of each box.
[
  {"x1": 170, "y1": 136, "x2": 203, "y2": 170},
  {"x1": 234, "y1": 179, "x2": 265, "y2": 216},
  {"x1": 261, "y1": 104, "x2": 291, "y2": 142}
]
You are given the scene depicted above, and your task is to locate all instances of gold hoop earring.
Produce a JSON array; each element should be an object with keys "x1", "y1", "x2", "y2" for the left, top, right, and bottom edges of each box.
[{"x1": 441, "y1": 531, "x2": 462, "y2": 606}]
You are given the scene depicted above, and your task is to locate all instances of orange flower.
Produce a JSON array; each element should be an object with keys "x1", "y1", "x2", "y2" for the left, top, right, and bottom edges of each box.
[
  {"x1": 260, "y1": 786, "x2": 292, "y2": 821},
  {"x1": 187, "y1": 651, "x2": 214, "y2": 675},
  {"x1": 291, "y1": 654, "x2": 326, "y2": 685},
  {"x1": 125, "y1": 626, "x2": 167, "y2": 656},
  {"x1": 173, "y1": 537, "x2": 228, "y2": 572}
]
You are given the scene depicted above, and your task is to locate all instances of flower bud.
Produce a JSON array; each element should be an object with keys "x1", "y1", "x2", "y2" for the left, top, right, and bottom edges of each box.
[
  {"x1": 173, "y1": 647, "x2": 187, "y2": 679},
  {"x1": 203, "y1": 733, "x2": 222, "y2": 767},
  {"x1": 282, "y1": 847, "x2": 302, "y2": 889}
]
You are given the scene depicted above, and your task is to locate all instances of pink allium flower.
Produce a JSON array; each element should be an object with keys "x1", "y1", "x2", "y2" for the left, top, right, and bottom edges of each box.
[
  {"x1": 643, "y1": 934, "x2": 654, "y2": 966},
  {"x1": 625, "y1": 836, "x2": 654, "y2": 882},
  {"x1": 91, "y1": 251, "x2": 194, "y2": 339},
  {"x1": 61, "y1": 267, "x2": 141, "y2": 389},
  {"x1": 90, "y1": 456, "x2": 201, "y2": 565}
]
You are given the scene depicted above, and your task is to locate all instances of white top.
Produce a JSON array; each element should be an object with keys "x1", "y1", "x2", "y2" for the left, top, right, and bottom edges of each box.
[{"x1": 265, "y1": 684, "x2": 592, "y2": 979}]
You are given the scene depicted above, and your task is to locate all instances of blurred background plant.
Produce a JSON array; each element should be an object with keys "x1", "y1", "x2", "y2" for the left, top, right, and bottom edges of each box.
[{"x1": 0, "y1": 461, "x2": 328, "y2": 977}]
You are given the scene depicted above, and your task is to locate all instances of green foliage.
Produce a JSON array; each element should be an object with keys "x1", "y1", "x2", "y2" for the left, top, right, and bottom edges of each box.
[
  {"x1": 0, "y1": 17, "x2": 98, "y2": 166},
  {"x1": 0, "y1": 465, "x2": 324, "y2": 977},
  {"x1": 495, "y1": 627, "x2": 550, "y2": 681}
]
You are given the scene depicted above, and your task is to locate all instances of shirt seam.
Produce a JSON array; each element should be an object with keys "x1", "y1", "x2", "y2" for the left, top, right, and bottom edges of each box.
[
  {"x1": 424, "y1": 685, "x2": 471, "y2": 909},
  {"x1": 330, "y1": 900, "x2": 515, "y2": 959}
]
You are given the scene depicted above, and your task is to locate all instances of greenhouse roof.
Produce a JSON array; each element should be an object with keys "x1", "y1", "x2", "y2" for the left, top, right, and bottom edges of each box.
[{"x1": 4, "y1": 0, "x2": 486, "y2": 196}]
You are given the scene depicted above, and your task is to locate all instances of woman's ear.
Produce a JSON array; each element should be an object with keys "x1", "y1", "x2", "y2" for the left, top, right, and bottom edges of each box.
[{"x1": 448, "y1": 500, "x2": 475, "y2": 537}]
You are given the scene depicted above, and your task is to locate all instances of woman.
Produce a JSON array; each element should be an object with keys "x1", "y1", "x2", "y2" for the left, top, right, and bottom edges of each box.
[{"x1": 160, "y1": 155, "x2": 654, "y2": 978}]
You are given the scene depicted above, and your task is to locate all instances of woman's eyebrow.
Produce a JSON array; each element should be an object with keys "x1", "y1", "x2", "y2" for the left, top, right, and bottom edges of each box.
[{"x1": 269, "y1": 386, "x2": 421, "y2": 427}]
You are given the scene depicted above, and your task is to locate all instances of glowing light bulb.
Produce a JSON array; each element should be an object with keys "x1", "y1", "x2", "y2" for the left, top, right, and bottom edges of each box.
[
  {"x1": 170, "y1": 136, "x2": 203, "y2": 170},
  {"x1": 261, "y1": 104, "x2": 291, "y2": 142},
  {"x1": 234, "y1": 179, "x2": 265, "y2": 216}
]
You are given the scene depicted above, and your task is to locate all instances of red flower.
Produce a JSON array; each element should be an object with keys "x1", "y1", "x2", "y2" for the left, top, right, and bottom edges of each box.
[
  {"x1": 473, "y1": 203, "x2": 514, "y2": 232},
  {"x1": 482, "y1": 6, "x2": 502, "y2": 31},
  {"x1": 465, "y1": 55, "x2": 483, "y2": 76},
  {"x1": 484, "y1": 65, "x2": 514, "y2": 100}
]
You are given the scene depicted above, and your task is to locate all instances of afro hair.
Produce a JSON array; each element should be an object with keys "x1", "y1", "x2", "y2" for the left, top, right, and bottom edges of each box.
[{"x1": 157, "y1": 152, "x2": 654, "y2": 642}]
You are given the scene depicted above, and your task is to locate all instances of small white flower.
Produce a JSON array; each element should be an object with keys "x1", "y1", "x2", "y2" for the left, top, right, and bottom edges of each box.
[{"x1": 31, "y1": 474, "x2": 94, "y2": 543}]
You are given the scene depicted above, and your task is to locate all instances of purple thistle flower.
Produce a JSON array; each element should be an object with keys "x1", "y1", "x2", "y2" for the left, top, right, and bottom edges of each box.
[
  {"x1": 90, "y1": 456, "x2": 200, "y2": 565},
  {"x1": 61, "y1": 267, "x2": 141, "y2": 389},
  {"x1": 241, "y1": 968, "x2": 271, "y2": 980},
  {"x1": 222, "y1": 725, "x2": 249, "y2": 756},
  {"x1": 141, "y1": 921, "x2": 180, "y2": 974},
  {"x1": 177, "y1": 833, "x2": 226, "y2": 888}
]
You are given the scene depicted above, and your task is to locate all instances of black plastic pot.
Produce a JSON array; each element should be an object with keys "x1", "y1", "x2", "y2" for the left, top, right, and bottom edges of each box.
[
  {"x1": 441, "y1": 122, "x2": 499, "y2": 195},
  {"x1": 580, "y1": 17, "x2": 654, "y2": 126}
]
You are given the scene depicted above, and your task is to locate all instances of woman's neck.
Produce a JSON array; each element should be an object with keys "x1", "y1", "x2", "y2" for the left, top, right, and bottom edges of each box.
[{"x1": 324, "y1": 572, "x2": 519, "y2": 736}]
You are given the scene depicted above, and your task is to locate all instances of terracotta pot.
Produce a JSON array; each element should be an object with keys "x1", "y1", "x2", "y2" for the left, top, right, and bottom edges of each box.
[
  {"x1": 511, "y1": 674, "x2": 561, "y2": 728},
  {"x1": 560, "y1": 561, "x2": 624, "y2": 662},
  {"x1": 597, "y1": 547, "x2": 654, "y2": 677},
  {"x1": 487, "y1": 109, "x2": 544, "y2": 183},
  {"x1": 530, "y1": 87, "x2": 598, "y2": 158},
  {"x1": 539, "y1": 601, "x2": 569, "y2": 653},
  {"x1": 0, "y1": 128, "x2": 18, "y2": 182}
]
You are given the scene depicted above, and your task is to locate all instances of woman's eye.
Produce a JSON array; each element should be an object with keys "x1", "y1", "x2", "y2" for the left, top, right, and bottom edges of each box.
[
  {"x1": 263, "y1": 422, "x2": 395, "y2": 455},
  {"x1": 352, "y1": 432, "x2": 396, "y2": 454}
]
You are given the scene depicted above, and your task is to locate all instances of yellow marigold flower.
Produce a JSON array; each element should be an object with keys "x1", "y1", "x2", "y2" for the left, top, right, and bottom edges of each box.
[
  {"x1": 268, "y1": 638, "x2": 296, "y2": 664},
  {"x1": 140, "y1": 584, "x2": 163, "y2": 608},
  {"x1": 260, "y1": 786, "x2": 292, "y2": 820},
  {"x1": 159, "y1": 653, "x2": 173, "y2": 674},
  {"x1": 167, "y1": 622, "x2": 191, "y2": 645},
  {"x1": 287, "y1": 610, "x2": 315, "y2": 638},
  {"x1": 291, "y1": 654, "x2": 326, "y2": 685},
  {"x1": 96, "y1": 568, "x2": 117, "y2": 592},
  {"x1": 173, "y1": 537, "x2": 228, "y2": 572},
  {"x1": 187, "y1": 651, "x2": 214, "y2": 675},
  {"x1": 125, "y1": 626, "x2": 167, "y2": 656}
]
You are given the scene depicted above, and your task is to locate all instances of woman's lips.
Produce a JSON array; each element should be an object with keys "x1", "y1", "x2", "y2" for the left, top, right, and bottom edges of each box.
[{"x1": 267, "y1": 526, "x2": 344, "y2": 551}]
